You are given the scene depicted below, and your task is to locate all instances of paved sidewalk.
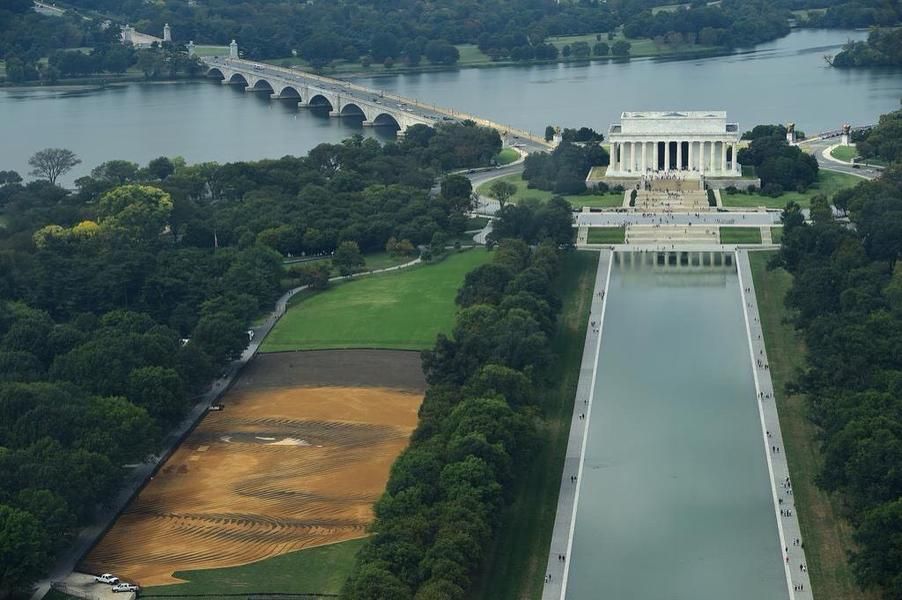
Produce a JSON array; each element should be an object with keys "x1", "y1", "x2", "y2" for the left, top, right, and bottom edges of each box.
[
  {"x1": 31, "y1": 257, "x2": 422, "y2": 600},
  {"x1": 737, "y1": 250, "x2": 813, "y2": 599},
  {"x1": 541, "y1": 249, "x2": 613, "y2": 600}
]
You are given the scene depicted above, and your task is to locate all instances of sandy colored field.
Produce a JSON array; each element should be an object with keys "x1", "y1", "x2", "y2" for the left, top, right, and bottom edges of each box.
[{"x1": 81, "y1": 385, "x2": 421, "y2": 586}]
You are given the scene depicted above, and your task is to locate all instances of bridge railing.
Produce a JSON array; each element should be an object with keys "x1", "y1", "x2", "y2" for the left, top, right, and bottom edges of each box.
[{"x1": 204, "y1": 57, "x2": 552, "y2": 148}]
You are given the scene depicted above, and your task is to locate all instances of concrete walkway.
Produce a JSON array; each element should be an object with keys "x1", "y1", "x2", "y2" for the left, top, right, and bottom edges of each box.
[
  {"x1": 541, "y1": 249, "x2": 613, "y2": 600},
  {"x1": 736, "y1": 250, "x2": 813, "y2": 599},
  {"x1": 31, "y1": 256, "x2": 422, "y2": 600}
]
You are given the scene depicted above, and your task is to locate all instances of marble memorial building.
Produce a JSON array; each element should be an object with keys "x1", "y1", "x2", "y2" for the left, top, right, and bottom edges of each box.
[{"x1": 605, "y1": 111, "x2": 742, "y2": 177}]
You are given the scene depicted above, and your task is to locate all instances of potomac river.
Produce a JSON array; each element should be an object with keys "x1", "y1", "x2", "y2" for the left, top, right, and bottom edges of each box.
[{"x1": 2, "y1": 28, "x2": 900, "y2": 185}]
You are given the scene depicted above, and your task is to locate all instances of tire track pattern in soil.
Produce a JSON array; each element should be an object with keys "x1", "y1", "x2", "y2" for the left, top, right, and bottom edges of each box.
[{"x1": 80, "y1": 386, "x2": 421, "y2": 586}]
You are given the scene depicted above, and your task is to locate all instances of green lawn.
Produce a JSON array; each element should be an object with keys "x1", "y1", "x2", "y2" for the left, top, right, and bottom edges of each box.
[
  {"x1": 472, "y1": 250, "x2": 598, "y2": 599},
  {"x1": 587, "y1": 228, "x2": 626, "y2": 244},
  {"x1": 146, "y1": 538, "x2": 365, "y2": 597},
  {"x1": 830, "y1": 145, "x2": 858, "y2": 162},
  {"x1": 720, "y1": 227, "x2": 762, "y2": 244},
  {"x1": 466, "y1": 216, "x2": 490, "y2": 230},
  {"x1": 193, "y1": 45, "x2": 230, "y2": 57},
  {"x1": 546, "y1": 31, "x2": 718, "y2": 58},
  {"x1": 496, "y1": 148, "x2": 520, "y2": 165},
  {"x1": 750, "y1": 253, "x2": 877, "y2": 600},
  {"x1": 478, "y1": 173, "x2": 623, "y2": 209},
  {"x1": 771, "y1": 227, "x2": 783, "y2": 244},
  {"x1": 720, "y1": 170, "x2": 864, "y2": 209},
  {"x1": 262, "y1": 249, "x2": 490, "y2": 351}
]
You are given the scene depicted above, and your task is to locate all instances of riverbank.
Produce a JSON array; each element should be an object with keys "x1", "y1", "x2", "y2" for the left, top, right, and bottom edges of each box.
[{"x1": 0, "y1": 72, "x2": 199, "y2": 89}]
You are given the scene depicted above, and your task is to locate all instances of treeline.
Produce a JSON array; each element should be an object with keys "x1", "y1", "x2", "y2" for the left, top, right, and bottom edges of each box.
[
  {"x1": 737, "y1": 127, "x2": 818, "y2": 196},
  {"x1": 0, "y1": 0, "x2": 201, "y2": 83},
  {"x1": 832, "y1": 28, "x2": 902, "y2": 68},
  {"x1": 623, "y1": 0, "x2": 791, "y2": 48},
  {"x1": 853, "y1": 108, "x2": 902, "y2": 163},
  {"x1": 342, "y1": 231, "x2": 572, "y2": 599},
  {"x1": 772, "y1": 164, "x2": 902, "y2": 598},
  {"x1": 60, "y1": 0, "x2": 797, "y2": 65},
  {"x1": 0, "y1": 123, "x2": 500, "y2": 596},
  {"x1": 524, "y1": 141, "x2": 609, "y2": 195},
  {"x1": 800, "y1": 0, "x2": 901, "y2": 29}
]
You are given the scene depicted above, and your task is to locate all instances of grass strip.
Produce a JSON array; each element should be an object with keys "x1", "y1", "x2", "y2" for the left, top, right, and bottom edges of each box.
[
  {"x1": 720, "y1": 227, "x2": 762, "y2": 244},
  {"x1": 144, "y1": 538, "x2": 365, "y2": 597},
  {"x1": 587, "y1": 228, "x2": 625, "y2": 244}
]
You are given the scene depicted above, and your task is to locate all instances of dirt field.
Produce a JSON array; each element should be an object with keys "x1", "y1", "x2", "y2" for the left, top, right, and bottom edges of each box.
[{"x1": 80, "y1": 350, "x2": 424, "y2": 586}]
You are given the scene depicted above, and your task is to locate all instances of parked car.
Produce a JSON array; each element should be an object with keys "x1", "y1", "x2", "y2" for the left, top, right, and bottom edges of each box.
[
  {"x1": 94, "y1": 574, "x2": 120, "y2": 584},
  {"x1": 112, "y1": 582, "x2": 140, "y2": 593}
]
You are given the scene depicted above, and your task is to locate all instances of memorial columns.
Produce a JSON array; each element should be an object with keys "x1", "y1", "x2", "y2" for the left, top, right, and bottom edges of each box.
[
  {"x1": 664, "y1": 141, "x2": 670, "y2": 172},
  {"x1": 677, "y1": 141, "x2": 683, "y2": 170},
  {"x1": 721, "y1": 141, "x2": 727, "y2": 173},
  {"x1": 688, "y1": 141, "x2": 694, "y2": 171}
]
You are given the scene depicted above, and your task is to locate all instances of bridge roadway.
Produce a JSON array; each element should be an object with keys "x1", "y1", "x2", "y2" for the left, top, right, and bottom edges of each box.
[{"x1": 202, "y1": 57, "x2": 552, "y2": 151}]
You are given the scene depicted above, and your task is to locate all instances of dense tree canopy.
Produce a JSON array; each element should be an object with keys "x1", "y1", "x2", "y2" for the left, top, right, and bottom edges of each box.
[
  {"x1": 523, "y1": 140, "x2": 609, "y2": 195},
  {"x1": 737, "y1": 133, "x2": 818, "y2": 195},
  {"x1": 853, "y1": 108, "x2": 902, "y2": 164},
  {"x1": 832, "y1": 28, "x2": 902, "y2": 68},
  {"x1": 772, "y1": 153, "x2": 902, "y2": 598},
  {"x1": 0, "y1": 122, "x2": 502, "y2": 595}
]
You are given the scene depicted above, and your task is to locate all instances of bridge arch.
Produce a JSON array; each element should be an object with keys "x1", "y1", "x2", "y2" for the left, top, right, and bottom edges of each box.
[
  {"x1": 373, "y1": 113, "x2": 401, "y2": 131},
  {"x1": 339, "y1": 103, "x2": 367, "y2": 119},
  {"x1": 228, "y1": 72, "x2": 249, "y2": 86},
  {"x1": 276, "y1": 85, "x2": 302, "y2": 100},
  {"x1": 251, "y1": 78, "x2": 274, "y2": 92},
  {"x1": 206, "y1": 67, "x2": 225, "y2": 80},
  {"x1": 308, "y1": 94, "x2": 334, "y2": 111}
]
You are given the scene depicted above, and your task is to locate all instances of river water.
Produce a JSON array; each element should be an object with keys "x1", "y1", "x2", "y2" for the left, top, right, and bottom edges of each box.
[
  {"x1": 1, "y1": 29, "x2": 900, "y2": 185},
  {"x1": 565, "y1": 256, "x2": 786, "y2": 600}
]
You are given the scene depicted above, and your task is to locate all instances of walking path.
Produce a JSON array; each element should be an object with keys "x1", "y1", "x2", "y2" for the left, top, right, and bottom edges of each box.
[
  {"x1": 736, "y1": 250, "x2": 812, "y2": 599},
  {"x1": 541, "y1": 249, "x2": 613, "y2": 600},
  {"x1": 31, "y1": 256, "x2": 422, "y2": 600}
]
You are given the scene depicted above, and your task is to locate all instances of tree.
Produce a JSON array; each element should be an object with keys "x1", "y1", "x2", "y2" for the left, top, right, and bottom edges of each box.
[
  {"x1": 0, "y1": 504, "x2": 52, "y2": 597},
  {"x1": 544, "y1": 126, "x2": 556, "y2": 142},
  {"x1": 191, "y1": 312, "x2": 247, "y2": 365},
  {"x1": 97, "y1": 185, "x2": 173, "y2": 241},
  {"x1": 611, "y1": 40, "x2": 631, "y2": 57},
  {"x1": 0, "y1": 170, "x2": 22, "y2": 185},
  {"x1": 28, "y1": 148, "x2": 81, "y2": 185},
  {"x1": 851, "y1": 498, "x2": 902, "y2": 594},
  {"x1": 488, "y1": 180, "x2": 517, "y2": 210},
  {"x1": 333, "y1": 241, "x2": 365, "y2": 276},
  {"x1": 440, "y1": 174, "x2": 473, "y2": 211},
  {"x1": 146, "y1": 156, "x2": 175, "y2": 180},
  {"x1": 593, "y1": 42, "x2": 610, "y2": 56}
]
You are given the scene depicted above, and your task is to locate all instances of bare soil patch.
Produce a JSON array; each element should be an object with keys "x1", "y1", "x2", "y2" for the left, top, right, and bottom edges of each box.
[
  {"x1": 81, "y1": 367, "x2": 422, "y2": 585},
  {"x1": 235, "y1": 349, "x2": 426, "y2": 393}
]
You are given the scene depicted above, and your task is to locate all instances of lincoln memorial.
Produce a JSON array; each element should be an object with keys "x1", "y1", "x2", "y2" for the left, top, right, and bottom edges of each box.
[{"x1": 599, "y1": 111, "x2": 751, "y2": 188}]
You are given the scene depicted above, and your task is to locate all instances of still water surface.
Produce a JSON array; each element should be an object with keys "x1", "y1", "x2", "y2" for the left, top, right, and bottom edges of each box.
[
  {"x1": 2, "y1": 29, "x2": 900, "y2": 185},
  {"x1": 565, "y1": 259, "x2": 787, "y2": 600}
]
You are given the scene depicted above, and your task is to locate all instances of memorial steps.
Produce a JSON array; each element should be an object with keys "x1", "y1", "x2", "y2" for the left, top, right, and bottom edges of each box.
[
  {"x1": 624, "y1": 224, "x2": 720, "y2": 245},
  {"x1": 631, "y1": 190, "x2": 711, "y2": 212}
]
